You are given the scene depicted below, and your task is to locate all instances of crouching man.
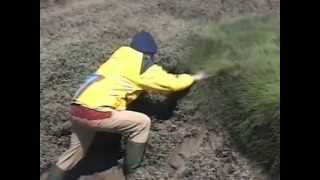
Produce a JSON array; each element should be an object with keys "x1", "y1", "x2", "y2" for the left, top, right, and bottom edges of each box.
[{"x1": 43, "y1": 31, "x2": 207, "y2": 180}]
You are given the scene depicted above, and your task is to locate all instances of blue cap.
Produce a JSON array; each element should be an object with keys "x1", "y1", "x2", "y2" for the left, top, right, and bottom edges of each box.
[{"x1": 130, "y1": 31, "x2": 158, "y2": 55}]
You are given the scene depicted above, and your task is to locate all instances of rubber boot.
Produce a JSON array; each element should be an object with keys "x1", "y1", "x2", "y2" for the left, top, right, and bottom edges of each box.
[
  {"x1": 43, "y1": 165, "x2": 67, "y2": 180},
  {"x1": 123, "y1": 140, "x2": 147, "y2": 176}
]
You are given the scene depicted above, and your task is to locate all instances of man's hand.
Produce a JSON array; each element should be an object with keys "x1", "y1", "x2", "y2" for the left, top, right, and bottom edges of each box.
[{"x1": 192, "y1": 71, "x2": 209, "y2": 81}]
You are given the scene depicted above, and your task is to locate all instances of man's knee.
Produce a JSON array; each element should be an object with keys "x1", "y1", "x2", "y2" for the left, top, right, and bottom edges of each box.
[
  {"x1": 140, "y1": 114, "x2": 151, "y2": 130},
  {"x1": 130, "y1": 114, "x2": 151, "y2": 143}
]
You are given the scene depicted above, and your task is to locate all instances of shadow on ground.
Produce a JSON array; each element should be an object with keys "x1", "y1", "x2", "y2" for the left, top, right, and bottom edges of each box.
[
  {"x1": 128, "y1": 90, "x2": 190, "y2": 120},
  {"x1": 64, "y1": 93, "x2": 186, "y2": 179},
  {"x1": 64, "y1": 132, "x2": 123, "y2": 180}
]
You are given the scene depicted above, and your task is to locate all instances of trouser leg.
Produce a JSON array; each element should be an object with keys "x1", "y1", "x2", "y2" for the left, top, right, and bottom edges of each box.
[
  {"x1": 95, "y1": 110, "x2": 151, "y2": 175},
  {"x1": 46, "y1": 121, "x2": 95, "y2": 180},
  {"x1": 97, "y1": 110, "x2": 151, "y2": 143}
]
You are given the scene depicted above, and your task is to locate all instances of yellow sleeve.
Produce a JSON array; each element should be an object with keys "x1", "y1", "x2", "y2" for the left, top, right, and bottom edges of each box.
[{"x1": 136, "y1": 65, "x2": 195, "y2": 93}]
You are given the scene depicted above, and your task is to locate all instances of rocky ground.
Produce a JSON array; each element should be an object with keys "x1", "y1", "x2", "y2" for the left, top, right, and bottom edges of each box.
[{"x1": 40, "y1": 0, "x2": 280, "y2": 179}]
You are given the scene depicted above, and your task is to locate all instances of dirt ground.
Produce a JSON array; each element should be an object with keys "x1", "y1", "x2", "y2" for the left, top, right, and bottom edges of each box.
[{"x1": 40, "y1": 0, "x2": 280, "y2": 179}]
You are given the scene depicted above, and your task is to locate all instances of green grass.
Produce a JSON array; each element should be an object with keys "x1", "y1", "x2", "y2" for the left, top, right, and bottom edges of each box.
[{"x1": 178, "y1": 16, "x2": 280, "y2": 175}]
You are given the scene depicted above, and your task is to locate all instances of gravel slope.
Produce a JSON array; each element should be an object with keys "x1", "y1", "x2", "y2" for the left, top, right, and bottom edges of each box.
[{"x1": 40, "y1": 0, "x2": 280, "y2": 179}]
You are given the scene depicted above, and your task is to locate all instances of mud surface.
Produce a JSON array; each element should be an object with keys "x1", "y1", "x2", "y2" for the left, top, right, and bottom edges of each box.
[{"x1": 40, "y1": 0, "x2": 279, "y2": 179}]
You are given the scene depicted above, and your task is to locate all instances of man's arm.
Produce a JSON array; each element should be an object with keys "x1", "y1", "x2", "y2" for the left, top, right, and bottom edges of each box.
[{"x1": 135, "y1": 65, "x2": 205, "y2": 93}]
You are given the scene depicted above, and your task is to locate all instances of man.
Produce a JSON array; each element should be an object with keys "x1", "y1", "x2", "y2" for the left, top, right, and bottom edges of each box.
[{"x1": 43, "y1": 31, "x2": 207, "y2": 180}]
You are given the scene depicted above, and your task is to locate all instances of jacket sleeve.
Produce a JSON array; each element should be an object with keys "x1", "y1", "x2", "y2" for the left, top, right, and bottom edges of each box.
[{"x1": 136, "y1": 65, "x2": 195, "y2": 93}]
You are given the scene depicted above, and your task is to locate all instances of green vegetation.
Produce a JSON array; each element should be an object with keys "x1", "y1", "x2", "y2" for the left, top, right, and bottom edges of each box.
[{"x1": 178, "y1": 16, "x2": 280, "y2": 175}]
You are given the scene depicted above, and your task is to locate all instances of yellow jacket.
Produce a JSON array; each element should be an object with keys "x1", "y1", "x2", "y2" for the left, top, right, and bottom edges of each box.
[{"x1": 73, "y1": 46, "x2": 194, "y2": 111}]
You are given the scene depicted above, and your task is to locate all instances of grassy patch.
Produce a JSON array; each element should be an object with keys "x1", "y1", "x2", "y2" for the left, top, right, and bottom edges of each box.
[{"x1": 178, "y1": 16, "x2": 280, "y2": 175}]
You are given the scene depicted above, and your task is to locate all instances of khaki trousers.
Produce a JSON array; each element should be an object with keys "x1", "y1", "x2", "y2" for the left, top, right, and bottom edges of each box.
[{"x1": 55, "y1": 108, "x2": 151, "y2": 171}]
